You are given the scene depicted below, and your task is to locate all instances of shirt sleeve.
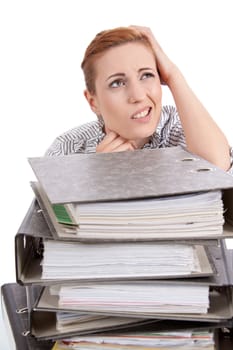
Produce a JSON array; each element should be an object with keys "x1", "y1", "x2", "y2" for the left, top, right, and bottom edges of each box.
[
  {"x1": 159, "y1": 106, "x2": 186, "y2": 148},
  {"x1": 45, "y1": 138, "x2": 64, "y2": 156},
  {"x1": 227, "y1": 146, "x2": 233, "y2": 175}
]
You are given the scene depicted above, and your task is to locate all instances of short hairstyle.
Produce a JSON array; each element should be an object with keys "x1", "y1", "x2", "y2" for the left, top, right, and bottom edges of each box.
[{"x1": 81, "y1": 27, "x2": 155, "y2": 94}]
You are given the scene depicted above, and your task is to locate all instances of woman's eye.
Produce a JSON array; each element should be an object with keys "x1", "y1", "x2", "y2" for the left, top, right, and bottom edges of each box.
[
  {"x1": 109, "y1": 79, "x2": 126, "y2": 88},
  {"x1": 141, "y1": 72, "x2": 155, "y2": 80}
]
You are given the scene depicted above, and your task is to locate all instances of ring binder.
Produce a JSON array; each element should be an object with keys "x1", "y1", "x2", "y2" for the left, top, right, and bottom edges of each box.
[{"x1": 2, "y1": 147, "x2": 233, "y2": 349}]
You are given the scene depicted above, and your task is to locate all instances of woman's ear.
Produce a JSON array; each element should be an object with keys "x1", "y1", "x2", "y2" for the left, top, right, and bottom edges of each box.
[{"x1": 84, "y1": 90, "x2": 100, "y2": 115}]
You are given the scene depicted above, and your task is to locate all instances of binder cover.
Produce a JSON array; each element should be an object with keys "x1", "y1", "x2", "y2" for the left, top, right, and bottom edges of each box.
[
  {"x1": 30, "y1": 308, "x2": 155, "y2": 341},
  {"x1": 28, "y1": 146, "x2": 233, "y2": 204}
]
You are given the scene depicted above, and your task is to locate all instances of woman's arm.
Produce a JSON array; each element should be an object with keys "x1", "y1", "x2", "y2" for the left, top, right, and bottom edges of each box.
[{"x1": 132, "y1": 26, "x2": 231, "y2": 171}]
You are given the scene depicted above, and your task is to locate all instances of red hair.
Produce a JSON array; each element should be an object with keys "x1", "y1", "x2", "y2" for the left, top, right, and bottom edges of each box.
[{"x1": 81, "y1": 27, "x2": 155, "y2": 94}]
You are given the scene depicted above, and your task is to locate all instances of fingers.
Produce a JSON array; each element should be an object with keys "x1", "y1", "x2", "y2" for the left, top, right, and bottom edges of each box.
[
  {"x1": 110, "y1": 142, "x2": 136, "y2": 153},
  {"x1": 96, "y1": 131, "x2": 136, "y2": 153},
  {"x1": 129, "y1": 25, "x2": 157, "y2": 45},
  {"x1": 130, "y1": 25, "x2": 174, "y2": 86},
  {"x1": 130, "y1": 25, "x2": 166, "y2": 85}
]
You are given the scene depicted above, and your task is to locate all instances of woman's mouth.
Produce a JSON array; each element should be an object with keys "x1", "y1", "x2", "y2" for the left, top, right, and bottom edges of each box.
[{"x1": 131, "y1": 107, "x2": 151, "y2": 121}]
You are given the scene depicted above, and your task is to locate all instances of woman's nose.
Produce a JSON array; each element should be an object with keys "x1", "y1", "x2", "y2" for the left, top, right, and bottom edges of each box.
[{"x1": 127, "y1": 82, "x2": 145, "y2": 103}]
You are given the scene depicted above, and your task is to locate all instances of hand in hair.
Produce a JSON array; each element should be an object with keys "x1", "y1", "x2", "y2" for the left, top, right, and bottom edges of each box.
[{"x1": 130, "y1": 25, "x2": 178, "y2": 86}]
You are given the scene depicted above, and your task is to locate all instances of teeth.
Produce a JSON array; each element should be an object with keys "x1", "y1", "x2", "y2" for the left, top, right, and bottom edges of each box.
[{"x1": 132, "y1": 108, "x2": 149, "y2": 119}]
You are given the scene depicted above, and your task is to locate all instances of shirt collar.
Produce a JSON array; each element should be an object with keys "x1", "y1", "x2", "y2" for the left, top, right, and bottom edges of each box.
[{"x1": 142, "y1": 129, "x2": 161, "y2": 149}]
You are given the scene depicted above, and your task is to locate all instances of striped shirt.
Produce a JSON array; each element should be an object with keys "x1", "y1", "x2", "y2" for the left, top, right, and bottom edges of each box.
[{"x1": 46, "y1": 105, "x2": 233, "y2": 174}]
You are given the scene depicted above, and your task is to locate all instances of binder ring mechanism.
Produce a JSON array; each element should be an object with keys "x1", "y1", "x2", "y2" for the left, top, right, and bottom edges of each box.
[
  {"x1": 16, "y1": 307, "x2": 28, "y2": 314},
  {"x1": 15, "y1": 308, "x2": 31, "y2": 336},
  {"x1": 179, "y1": 157, "x2": 214, "y2": 173},
  {"x1": 22, "y1": 330, "x2": 30, "y2": 337}
]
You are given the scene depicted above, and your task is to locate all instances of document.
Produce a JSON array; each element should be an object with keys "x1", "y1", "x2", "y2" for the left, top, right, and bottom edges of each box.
[
  {"x1": 35, "y1": 184, "x2": 225, "y2": 240},
  {"x1": 52, "y1": 329, "x2": 215, "y2": 349},
  {"x1": 41, "y1": 241, "x2": 213, "y2": 280},
  {"x1": 52, "y1": 282, "x2": 210, "y2": 315}
]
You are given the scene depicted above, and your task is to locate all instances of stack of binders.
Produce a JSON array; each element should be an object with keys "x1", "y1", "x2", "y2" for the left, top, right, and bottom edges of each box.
[{"x1": 1, "y1": 146, "x2": 233, "y2": 349}]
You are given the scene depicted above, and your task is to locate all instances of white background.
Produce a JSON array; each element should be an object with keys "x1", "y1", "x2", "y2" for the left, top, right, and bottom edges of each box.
[{"x1": 1, "y1": 0, "x2": 233, "y2": 348}]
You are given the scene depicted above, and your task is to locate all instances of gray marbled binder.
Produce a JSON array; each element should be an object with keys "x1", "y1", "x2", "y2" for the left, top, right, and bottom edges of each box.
[{"x1": 28, "y1": 146, "x2": 233, "y2": 204}]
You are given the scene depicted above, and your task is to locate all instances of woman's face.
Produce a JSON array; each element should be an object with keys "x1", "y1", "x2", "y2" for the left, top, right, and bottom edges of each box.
[{"x1": 85, "y1": 42, "x2": 162, "y2": 144}]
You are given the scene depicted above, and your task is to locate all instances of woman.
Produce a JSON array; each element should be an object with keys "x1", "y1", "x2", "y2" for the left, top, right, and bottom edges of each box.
[{"x1": 47, "y1": 25, "x2": 232, "y2": 172}]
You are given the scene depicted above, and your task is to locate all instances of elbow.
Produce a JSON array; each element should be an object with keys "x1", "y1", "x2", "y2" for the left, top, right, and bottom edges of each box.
[{"x1": 210, "y1": 154, "x2": 231, "y2": 172}]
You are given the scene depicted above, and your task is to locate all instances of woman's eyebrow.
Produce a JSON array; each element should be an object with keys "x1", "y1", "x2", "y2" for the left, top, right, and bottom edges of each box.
[
  {"x1": 106, "y1": 73, "x2": 125, "y2": 82},
  {"x1": 138, "y1": 67, "x2": 156, "y2": 73},
  {"x1": 106, "y1": 67, "x2": 156, "y2": 82}
]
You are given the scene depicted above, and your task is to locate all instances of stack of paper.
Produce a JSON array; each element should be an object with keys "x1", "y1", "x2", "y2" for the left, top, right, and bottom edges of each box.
[
  {"x1": 52, "y1": 330, "x2": 215, "y2": 350},
  {"x1": 41, "y1": 242, "x2": 212, "y2": 280},
  {"x1": 54, "y1": 283, "x2": 209, "y2": 315},
  {"x1": 41, "y1": 188, "x2": 225, "y2": 240},
  {"x1": 55, "y1": 311, "x2": 146, "y2": 334}
]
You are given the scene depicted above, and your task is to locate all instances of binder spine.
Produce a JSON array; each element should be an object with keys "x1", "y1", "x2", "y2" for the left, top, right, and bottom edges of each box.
[
  {"x1": 1, "y1": 284, "x2": 31, "y2": 349},
  {"x1": 1, "y1": 283, "x2": 54, "y2": 350}
]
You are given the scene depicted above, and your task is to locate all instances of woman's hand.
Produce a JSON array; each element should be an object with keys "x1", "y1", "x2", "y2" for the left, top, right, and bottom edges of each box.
[
  {"x1": 130, "y1": 25, "x2": 178, "y2": 86},
  {"x1": 96, "y1": 130, "x2": 136, "y2": 153}
]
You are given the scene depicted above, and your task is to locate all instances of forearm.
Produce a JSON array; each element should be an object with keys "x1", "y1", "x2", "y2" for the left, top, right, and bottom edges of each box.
[{"x1": 168, "y1": 67, "x2": 231, "y2": 171}]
